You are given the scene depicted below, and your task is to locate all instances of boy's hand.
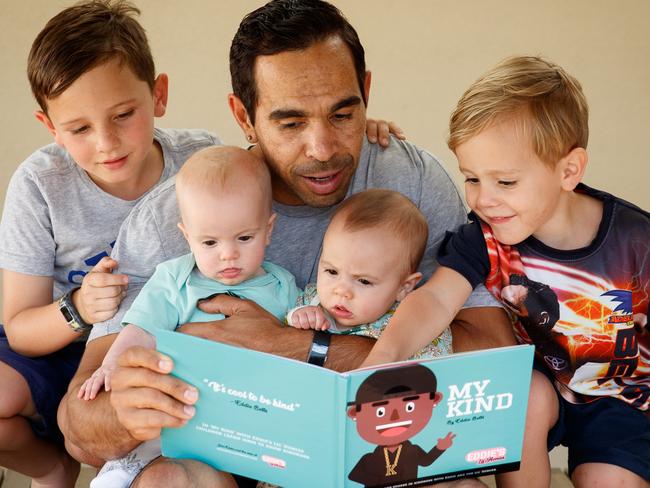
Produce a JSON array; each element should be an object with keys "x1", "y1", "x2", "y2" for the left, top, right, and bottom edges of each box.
[
  {"x1": 74, "y1": 257, "x2": 128, "y2": 324},
  {"x1": 436, "y1": 432, "x2": 456, "y2": 450},
  {"x1": 366, "y1": 119, "x2": 405, "y2": 147},
  {"x1": 290, "y1": 306, "x2": 330, "y2": 330},
  {"x1": 77, "y1": 364, "x2": 115, "y2": 401}
]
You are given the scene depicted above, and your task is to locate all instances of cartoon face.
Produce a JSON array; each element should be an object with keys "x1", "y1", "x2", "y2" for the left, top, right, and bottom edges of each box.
[{"x1": 348, "y1": 391, "x2": 443, "y2": 446}]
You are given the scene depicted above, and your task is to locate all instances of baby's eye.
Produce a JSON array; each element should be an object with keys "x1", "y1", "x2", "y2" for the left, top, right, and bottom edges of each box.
[
  {"x1": 238, "y1": 235, "x2": 253, "y2": 242},
  {"x1": 358, "y1": 278, "x2": 372, "y2": 286},
  {"x1": 464, "y1": 177, "x2": 479, "y2": 184},
  {"x1": 375, "y1": 406, "x2": 385, "y2": 418},
  {"x1": 202, "y1": 240, "x2": 217, "y2": 247},
  {"x1": 324, "y1": 268, "x2": 338, "y2": 276}
]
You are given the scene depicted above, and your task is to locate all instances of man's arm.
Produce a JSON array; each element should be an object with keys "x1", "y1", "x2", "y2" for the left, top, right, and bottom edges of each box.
[
  {"x1": 450, "y1": 306, "x2": 516, "y2": 352},
  {"x1": 59, "y1": 334, "x2": 140, "y2": 462}
]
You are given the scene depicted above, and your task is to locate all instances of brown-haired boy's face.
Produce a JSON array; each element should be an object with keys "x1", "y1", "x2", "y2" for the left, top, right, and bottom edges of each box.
[
  {"x1": 456, "y1": 118, "x2": 567, "y2": 246},
  {"x1": 35, "y1": 58, "x2": 168, "y2": 200}
]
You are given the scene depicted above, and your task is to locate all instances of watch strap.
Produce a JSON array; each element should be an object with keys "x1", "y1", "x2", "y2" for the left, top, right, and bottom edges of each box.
[{"x1": 307, "y1": 330, "x2": 331, "y2": 367}]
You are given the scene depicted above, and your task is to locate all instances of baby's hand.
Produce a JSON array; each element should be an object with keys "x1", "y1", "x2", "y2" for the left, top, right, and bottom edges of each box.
[
  {"x1": 365, "y1": 119, "x2": 406, "y2": 147},
  {"x1": 290, "y1": 306, "x2": 330, "y2": 330},
  {"x1": 77, "y1": 364, "x2": 116, "y2": 401}
]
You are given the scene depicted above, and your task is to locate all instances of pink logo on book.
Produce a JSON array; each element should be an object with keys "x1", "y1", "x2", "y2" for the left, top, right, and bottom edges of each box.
[
  {"x1": 261, "y1": 455, "x2": 286, "y2": 469},
  {"x1": 465, "y1": 447, "x2": 506, "y2": 465}
]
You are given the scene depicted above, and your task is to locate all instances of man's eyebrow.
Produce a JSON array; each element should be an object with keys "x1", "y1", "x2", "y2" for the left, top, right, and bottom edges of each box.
[
  {"x1": 371, "y1": 400, "x2": 389, "y2": 407},
  {"x1": 269, "y1": 109, "x2": 306, "y2": 121},
  {"x1": 402, "y1": 395, "x2": 420, "y2": 402},
  {"x1": 331, "y1": 96, "x2": 361, "y2": 112}
]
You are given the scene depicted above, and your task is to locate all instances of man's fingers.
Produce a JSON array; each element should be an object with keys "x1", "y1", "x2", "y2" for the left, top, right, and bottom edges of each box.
[
  {"x1": 197, "y1": 293, "x2": 260, "y2": 316},
  {"x1": 90, "y1": 256, "x2": 118, "y2": 274}
]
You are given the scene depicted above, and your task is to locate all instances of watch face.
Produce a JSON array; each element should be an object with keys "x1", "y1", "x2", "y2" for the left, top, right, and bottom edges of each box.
[{"x1": 61, "y1": 306, "x2": 75, "y2": 323}]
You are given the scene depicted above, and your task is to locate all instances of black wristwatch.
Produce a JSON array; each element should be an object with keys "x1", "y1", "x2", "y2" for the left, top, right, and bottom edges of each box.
[
  {"x1": 58, "y1": 287, "x2": 92, "y2": 333},
  {"x1": 307, "y1": 330, "x2": 331, "y2": 367}
]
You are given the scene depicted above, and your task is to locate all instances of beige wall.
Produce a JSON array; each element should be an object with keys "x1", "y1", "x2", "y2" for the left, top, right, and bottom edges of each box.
[{"x1": 1, "y1": 0, "x2": 649, "y2": 213}]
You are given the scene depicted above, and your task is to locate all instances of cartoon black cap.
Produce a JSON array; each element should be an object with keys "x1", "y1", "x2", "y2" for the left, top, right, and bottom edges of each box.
[{"x1": 348, "y1": 364, "x2": 438, "y2": 407}]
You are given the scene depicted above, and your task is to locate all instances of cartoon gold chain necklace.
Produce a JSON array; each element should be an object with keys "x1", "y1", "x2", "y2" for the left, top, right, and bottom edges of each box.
[{"x1": 383, "y1": 444, "x2": 402, "y2": 476}]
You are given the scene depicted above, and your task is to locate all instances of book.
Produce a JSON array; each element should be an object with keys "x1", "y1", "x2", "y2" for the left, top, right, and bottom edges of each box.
[{"x1": 155, "y1": 329, "x2": 534, "y2": 488}]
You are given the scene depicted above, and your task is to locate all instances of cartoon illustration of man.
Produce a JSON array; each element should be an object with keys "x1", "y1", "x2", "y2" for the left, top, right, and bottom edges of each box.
[{"x1": 347, "y1": 364, "x2": 455, "y2": 487}]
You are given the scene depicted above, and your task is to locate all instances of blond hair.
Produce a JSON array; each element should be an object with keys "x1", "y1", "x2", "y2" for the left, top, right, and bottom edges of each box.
[
  {"x1": 176, "y1": 146, "x2": 272, "y2": 216},
  {"x1": 448, "y1": 56, "x2": 589, "y2": 165},
  {"x1": 331, "y1": 189, "x2": 428, "y2": 274}
]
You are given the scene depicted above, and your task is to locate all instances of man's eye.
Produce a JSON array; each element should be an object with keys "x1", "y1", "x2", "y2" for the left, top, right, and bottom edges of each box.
[
  {"x1": 376, "y1": 406, "x2": 385, "y2": 418},
  {"x1": 238, "y1": 235, "x2": 253, "y2": 242},
  {"x1": 115, "y1": 109, "x2": 135, "y2": 120},
  {"x1": 281, "y1": 121, "x2": 302, "y2": 130},
  {"x1": 324, "y1": 268, "x2": 338, "y2": 276},
  {"x1": 405, "y1": 401, "x2": 415, "y2": 413},
  {"x1": 332, "y1": 112, "x2": 353, "y2": 122}
]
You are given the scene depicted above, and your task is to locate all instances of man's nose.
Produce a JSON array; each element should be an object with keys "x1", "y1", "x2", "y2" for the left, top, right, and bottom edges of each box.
[
  {"x1": 305, "y1": 121, "x2": 338, "y2": 163},
  {"x1": 390, "y1": 408, "x2": 399, "y2": 421}
]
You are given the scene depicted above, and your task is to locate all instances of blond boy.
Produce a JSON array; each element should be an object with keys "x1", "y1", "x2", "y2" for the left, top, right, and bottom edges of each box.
[{"x1": 363, "y1": 56, "x2": 649, "y2": 487}]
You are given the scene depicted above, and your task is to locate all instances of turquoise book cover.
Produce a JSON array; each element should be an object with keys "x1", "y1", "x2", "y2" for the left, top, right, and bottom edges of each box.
[{"x1": 155, "y1": 330, "x2": 534, "y2": 488}]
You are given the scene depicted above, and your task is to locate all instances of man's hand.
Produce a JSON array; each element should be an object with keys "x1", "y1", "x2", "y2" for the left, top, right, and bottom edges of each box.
[
  {"x1": 109, "y1": 346, "x2": 198, "y2": 442},
  {"x1": 74, "y1": 256, "x2": 128, "y2": 324},
  {"x1": 436, "y1": 432, "x2": 456, "y2": 450},
  {"x1": 289, "y1": 305, "x2": 330, "y2": 330}
]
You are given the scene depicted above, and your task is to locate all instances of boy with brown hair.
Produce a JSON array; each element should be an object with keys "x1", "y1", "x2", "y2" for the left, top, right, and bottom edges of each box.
[
  {"x1": 0, "y1": 1, "x2": 220, "y2": 485},
  {"x1": 363, "y1": 56, "x2": 649, "y2": 487}
]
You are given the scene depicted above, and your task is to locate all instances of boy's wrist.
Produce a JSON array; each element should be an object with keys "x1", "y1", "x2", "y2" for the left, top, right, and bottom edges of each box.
[{"x1": 59, "y1": 287, "x2": 92, "y2": 333}]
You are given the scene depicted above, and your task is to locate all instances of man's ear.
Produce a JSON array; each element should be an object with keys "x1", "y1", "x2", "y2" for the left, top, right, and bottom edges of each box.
[
  {"x1": 265, "y1": 213, "x2": 277, "y2": 245},
  {"x1": 34, "y1": 111, "x2": 62, "y2": 146},
  {"x1": 432, "y1": 391, "x2": 443, "y2": 408},
  {"x1": 558, "y1": 147, "x2": 588, "y2": 191},
  {"x1": 363, "y1": 70, "x2": 372, "y2": 106},
  {"x1": 177, "y1": 222, "x2": 189, "y2": 241},
  {"x1": 228, "y1": 93, "x2": 256, "y2": 143},
  {"x1": 152, "y1": 73, "x2": 169, "y2": 117},
  {"x1": 396, "y1": 271, "x2": 422, "y2": 302},
  {"x1": 347, "y1": 406, "x2": 358, "y2": 420}
]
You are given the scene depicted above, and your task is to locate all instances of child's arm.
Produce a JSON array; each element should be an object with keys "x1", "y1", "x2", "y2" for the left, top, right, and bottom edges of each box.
[
  {"x1": 361, "y1": 267, "x2": 473, "y2": 367},
  {"x1": 78, "y1": 324, "x2": 154, "y2": 401},
  {"x1": 287, "y1": 305, "x2": 331, "y2": 330},
  {"x1": 2, "y1": 256, "x2": 127, "y2": 356}
]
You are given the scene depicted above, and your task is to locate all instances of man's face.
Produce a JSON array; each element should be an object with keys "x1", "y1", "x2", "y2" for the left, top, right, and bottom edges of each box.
[
  {"x1": 251, "y1": 36, "x2": 369, "y2": 207},
  {"x1": 348, "y1": 391, "x2": 443, "y2": 446}
]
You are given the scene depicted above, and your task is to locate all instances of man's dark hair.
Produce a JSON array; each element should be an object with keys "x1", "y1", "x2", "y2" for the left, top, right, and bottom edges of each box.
[{"x1": 230, "y1": 0, "x2": 366, "y2": 124}]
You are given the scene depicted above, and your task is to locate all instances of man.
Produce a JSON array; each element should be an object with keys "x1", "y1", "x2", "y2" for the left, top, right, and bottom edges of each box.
[{"x1": 59, "y1": 1, "x2": 513, "y2": 486}]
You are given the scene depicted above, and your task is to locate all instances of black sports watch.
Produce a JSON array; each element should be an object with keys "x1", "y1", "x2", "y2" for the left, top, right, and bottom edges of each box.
[
  {"x1": 58, "y1": 287, "x2": 92, "y2": 333},
  {"x1": 307, "y1": 330, "x2": 331, "y2": 367}
]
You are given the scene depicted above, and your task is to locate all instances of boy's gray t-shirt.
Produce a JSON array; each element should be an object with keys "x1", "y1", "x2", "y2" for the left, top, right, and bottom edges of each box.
[
  {"x1": 0, "y1": 128, "x2": 221, "y2": 303},
  {"x1": 91, "y1": 136, "x2": 497, "y2": 340}
]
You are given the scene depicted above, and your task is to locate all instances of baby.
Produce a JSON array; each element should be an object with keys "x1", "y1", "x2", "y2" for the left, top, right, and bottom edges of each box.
[
  {"x1": 287, "y1": 188, "x2": 452, "y2": 359},
  {"x1": 79, "y1": 145, "x2": 299, "y2": 488}
]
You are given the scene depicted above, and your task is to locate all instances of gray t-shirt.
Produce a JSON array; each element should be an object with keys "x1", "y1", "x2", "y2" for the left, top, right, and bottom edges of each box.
[
  {"x1": 90, "y1": 136, "x2": 497, "y2": 340},
  {"x1": 0, "y1": 128, "x2": 221, "y2": 303}
]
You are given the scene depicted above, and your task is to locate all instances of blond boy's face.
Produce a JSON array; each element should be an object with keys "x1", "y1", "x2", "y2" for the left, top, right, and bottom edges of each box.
[
  {"x1": 316, "y1": 221, "x2": 413, "y2": 327},
  {"x1": 456, "y1": 117, "x2": 566, "y2": 245},
  {"x1": 178, "y1": 183, "x2": 274, "y2": 286},
  {"x1": 36, "y1": 58, "x2": 167, "y2": 199}
]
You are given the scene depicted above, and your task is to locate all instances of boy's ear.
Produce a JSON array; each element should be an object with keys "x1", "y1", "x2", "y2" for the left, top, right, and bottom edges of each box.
[
  {"x1": 396, "y1": 271, "x2": 422, "y2": 302},
  {"x1": 558, "y1": 147, "x2": 588, "y2": 191},
  {"x1": 177, "y1": 222, "x2": 189, "y2": 241},
  {"x1": 34, "y1": 111, "x2": 63, "y2": 145},
  {"x1": 265, "y1": 213, "x2": 277, "y2": 245},
  {"x1": 152, "y1": 73, "x2": 169, "y2": 117},
  {"x1": 347, "y1": 406, "x2": 358, "y2": 420},
  {"x1": 228, "y1": 93, "x2": 257, "y2": 143}
]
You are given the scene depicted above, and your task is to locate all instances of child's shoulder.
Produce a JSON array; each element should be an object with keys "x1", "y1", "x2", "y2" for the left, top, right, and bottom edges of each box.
[
  {"x1": 14, "y1": 142, "x2": 77, "y2": 181},
  {"x1": 578, "y1": 184, "x2": 649, "y2": 234}
]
